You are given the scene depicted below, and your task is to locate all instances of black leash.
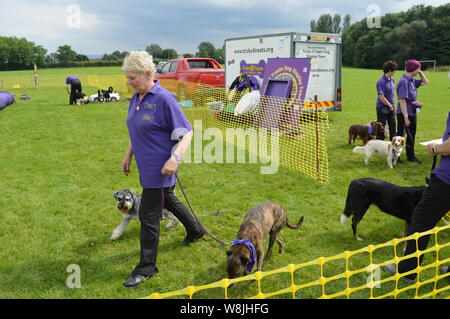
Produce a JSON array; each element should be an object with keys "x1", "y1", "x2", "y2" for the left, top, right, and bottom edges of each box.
[
  {"x1": 175, "y1": 174, "x2": 229, "y2": 246},
  {"x1": 404, "y1": 125, "x2": 415, "y2": 148},
  {"x1": 431, "y1": 155, "x2": 437, "y2": 171}
]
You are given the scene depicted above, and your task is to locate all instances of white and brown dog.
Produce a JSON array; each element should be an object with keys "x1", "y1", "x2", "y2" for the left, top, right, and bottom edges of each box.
[
  {"x1": 111, "y1": 189, "x2": 179, "y2": 240},
  {"x1": 353, "y1": 136, "x2": 405, "y2": 169}
]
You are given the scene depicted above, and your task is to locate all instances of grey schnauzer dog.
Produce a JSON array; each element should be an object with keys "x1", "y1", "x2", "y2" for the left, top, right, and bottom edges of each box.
[{"x1": 111, "y1": 189, "x2": 180, "y2": 240}]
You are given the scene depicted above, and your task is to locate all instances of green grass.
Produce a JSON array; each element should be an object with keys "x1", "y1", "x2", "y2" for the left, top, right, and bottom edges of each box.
[{"x1": 0, "y1": 67, "x2": 449, "y2": 299}]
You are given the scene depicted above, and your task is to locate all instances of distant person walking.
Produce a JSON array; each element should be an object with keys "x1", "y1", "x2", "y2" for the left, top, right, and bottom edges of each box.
[
  {"x1": 65, "y1": 75, "x2": 82, "y2": 105},
  {"x1": 395, "y1": 59, "x2": 429, "y2": 164},
  {"x1": 376, "y1": 60, "x2": 397, "y2": 141}
]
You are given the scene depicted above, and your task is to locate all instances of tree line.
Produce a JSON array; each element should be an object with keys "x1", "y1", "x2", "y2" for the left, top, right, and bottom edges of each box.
[
  {"x1": 342, "y1": 4, "x2": 450, "y2": 68},
  {"x1": 311, "y1": 4, "x2": 450, "y2": 69},
  {"x1": 0, "y1": 37, "x2": 225, "y2": 71}
]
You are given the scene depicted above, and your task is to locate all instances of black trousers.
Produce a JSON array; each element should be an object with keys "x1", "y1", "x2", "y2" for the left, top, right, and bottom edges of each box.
[
  {"x1": 398, "y1": 174, "x2": 450, "y2": 277},
  {"x1": 396, "y1": 113, "x2": 417, "y2": 160},
  {"x1": 69, "y1": 80, "x2": 82, "y2": 105},
  {"x1": 132, "y1": 186, "x2": 201, "y2": 277},
  {"x1": 376, "y1": 108, "x2": 396, "y2": 141}
]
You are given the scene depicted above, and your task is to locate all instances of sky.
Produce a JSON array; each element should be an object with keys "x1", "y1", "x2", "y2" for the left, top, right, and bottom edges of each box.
[{"x1": 0, "y1": 0, "x2": 448, "y2": 57}]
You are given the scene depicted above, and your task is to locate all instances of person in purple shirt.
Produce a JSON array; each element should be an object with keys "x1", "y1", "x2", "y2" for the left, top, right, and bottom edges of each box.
[
  {"x1": 120, "y1": 51, "x2": 204, "y2": 288},
  {"x1": 65, "y1": 75, "x2": 82, "y2": 105},
  {"x1": 395, "y1": 59, "x2": 429, "y2": 164},
  {"x1": 384, "y1": 111, "x2": 450, "y2": 283},
  {"x1": 376, "y1": 60, "x2": 397, "y2": 141}
]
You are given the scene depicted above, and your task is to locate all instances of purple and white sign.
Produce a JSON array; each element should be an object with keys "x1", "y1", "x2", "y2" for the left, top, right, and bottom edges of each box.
[
  {"x1": 239, "y1": 60, "x2": 266, "y2": 78},
  {"x1": 261, "y1": 58, "x2": 311, "y2": 102},
  {"x1": 255, "y1": 58, "x2": 311, "y2": 130}
]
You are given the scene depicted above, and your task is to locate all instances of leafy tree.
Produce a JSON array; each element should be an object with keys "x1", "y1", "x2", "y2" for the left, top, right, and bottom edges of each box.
[
  {"x1": 76, "y1": 54, "x2": 89, "y2": 62},
  {"x1": 197, "y1": 41, "x2": 216, "y2": 58},
  {"x1": 311, "y1": 13, "x2": 348, "y2": 34},
  {"x1": 146, "y1": 43, "x2": 163, "y2": 58},
  {"x1": 332, "y1": 14, "x2": 342, "y2": 34},
  {"x1": 313, "y1": 14, "x2": 333, "y2": 33},
  {"x1": 214, "y1": 48, "x2": 224, "y2": 64},
  {"x1": 102, "y1": 51, "x2": 129, "y2": 61},
  {"x1": 0, "y1": 36, "x2": 47, "y2": 70},
  {"x1": 161, "y1": 48, "x2": 178, "y2": 59},
  {"x1": 310, "y1": 20, "x2": 317, "y2": 33},
  {"x1": 32, "y1": 44, "x2": 47, "y2": 66},
  {"x1": 342, "y1": 14, "x2": 351, "y2": 33},
  {"x1": 56, "y1": 45, "x2": 77, "y2": 64}
]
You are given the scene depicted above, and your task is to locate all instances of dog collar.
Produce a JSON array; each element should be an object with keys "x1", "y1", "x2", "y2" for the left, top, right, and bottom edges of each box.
[{"x1": 231, "y1": 238, "x2": 257, "y2": 272}]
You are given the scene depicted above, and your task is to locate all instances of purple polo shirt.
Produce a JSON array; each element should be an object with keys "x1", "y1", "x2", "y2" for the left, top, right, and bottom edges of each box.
[
  {"x1": 396, "y1": 74, "x2": 422, "y2": 117},
  {"x1": 127, "y1": 80, "x2": 192, "y2": 188},
  {"x1": 376, "y1": 74, "x2": 395, "y2": 109},
  {"x1": 65, "y1": 76, "x2": 79, "y2": 84},
  {"x1": 432, "y1": 112, "x2": 450, "y2": 186}
]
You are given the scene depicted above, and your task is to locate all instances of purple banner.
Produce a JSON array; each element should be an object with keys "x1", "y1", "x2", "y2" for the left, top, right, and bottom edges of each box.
[
  {"x1": 261, "y1": 58, "x2": 311, "y2": 102},
  {"x1": 255, "y1": 58, "x2": 311, "y2": 131}
]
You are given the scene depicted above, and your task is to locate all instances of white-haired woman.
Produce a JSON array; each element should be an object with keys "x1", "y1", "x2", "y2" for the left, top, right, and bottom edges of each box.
[{"x1": 121, "y1": 51, "x2": 204, "y2": 288}]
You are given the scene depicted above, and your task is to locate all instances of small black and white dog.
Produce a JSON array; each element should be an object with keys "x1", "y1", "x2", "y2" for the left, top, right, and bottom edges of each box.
[
  {"x1": 111, "y1": 189, "x2": 180, "y2": 240},
  {"x1": 74, "y1": 92, "x2": 89, "y2": 105},
  {"x1": 340, "y1": 178, "x2": 427, "y2": 241}
]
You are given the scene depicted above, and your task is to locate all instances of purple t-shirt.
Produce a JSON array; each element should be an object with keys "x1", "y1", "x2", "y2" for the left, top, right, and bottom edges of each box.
[
  {"x1": 432, "y1": 112, "x2": 450, "y2": 186},
  {"x1": 396, "y1": 74, "x2": 422, "y2": 117},
  {"x1": 65, "y1": 76, "x2": 79, "y2": 84},
  {"x1": 127, "y1": 80, "x2": 192, "y2": 188},
  {"x1": 376, "y1": 75, "x2": 395, "y2": 109}
]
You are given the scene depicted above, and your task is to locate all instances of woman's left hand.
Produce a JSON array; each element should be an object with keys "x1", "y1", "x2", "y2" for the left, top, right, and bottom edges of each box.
[{"x1": 161, "y1": 158, "x2": 178, "y2": 175}]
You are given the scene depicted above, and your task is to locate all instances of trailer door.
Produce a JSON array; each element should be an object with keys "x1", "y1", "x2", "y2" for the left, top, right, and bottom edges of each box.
[{"x1": 294, "y1": 41, "x2": 338, "y2": 110}]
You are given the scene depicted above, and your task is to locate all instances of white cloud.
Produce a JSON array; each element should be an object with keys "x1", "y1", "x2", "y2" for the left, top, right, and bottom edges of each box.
[
  {"x1": 1, "y1": 0, "x2": 447, "y2": 55},
  {"x1": 0, "y1": 1, "x2": 128, "y2": 53}
]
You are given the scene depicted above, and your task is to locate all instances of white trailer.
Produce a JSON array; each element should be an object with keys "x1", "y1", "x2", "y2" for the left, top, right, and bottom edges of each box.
[{"x1": 225, "y1": 32, "x2": 342, "y2": 111}]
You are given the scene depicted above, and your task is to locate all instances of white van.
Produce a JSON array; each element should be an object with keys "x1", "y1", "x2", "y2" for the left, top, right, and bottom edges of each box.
[{"x1": 225, "y1": 32, "x2": 342, "y2": 111}]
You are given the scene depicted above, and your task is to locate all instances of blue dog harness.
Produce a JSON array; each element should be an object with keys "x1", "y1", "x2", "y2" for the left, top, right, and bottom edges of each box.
[
  {"x1": 366, "y1": 124, "x2": 375, "y2": 136},
  {"x1": 231, "y1": 238, "x2": 257, "y2": 272}
]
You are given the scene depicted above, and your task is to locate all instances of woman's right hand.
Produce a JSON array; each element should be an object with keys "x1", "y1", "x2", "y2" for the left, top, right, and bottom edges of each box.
[
  {"x1": 404, "y1": 118, "x2": 411, "y2": 127},
  {"x1": 122, "y1": 156, "x2": 132, "y2": 175},
  {"x1": 122, "y1": 142, "x2": 134, "y2": 176}
]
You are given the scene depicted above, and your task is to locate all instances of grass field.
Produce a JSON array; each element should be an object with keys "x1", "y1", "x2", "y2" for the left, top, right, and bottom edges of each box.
[{"x1": 0, "y1": 66, "x2": 449, "y2": 299}]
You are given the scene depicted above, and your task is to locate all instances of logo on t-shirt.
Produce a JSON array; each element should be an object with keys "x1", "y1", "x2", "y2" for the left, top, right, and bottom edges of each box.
[
  {"x1": 143, "y1": 115, "x2": 153, "y2": 121},
  {"x1": 143, "y1": 102, "x2": 156, "y2": 111}
]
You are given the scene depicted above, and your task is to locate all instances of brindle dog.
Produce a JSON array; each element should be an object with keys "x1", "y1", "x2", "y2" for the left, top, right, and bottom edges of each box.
[{"x1": 226, "y1": 202, "x2": 304, "y2": 280}]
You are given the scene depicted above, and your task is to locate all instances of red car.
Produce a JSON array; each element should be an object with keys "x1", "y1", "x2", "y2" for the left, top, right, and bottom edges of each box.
[{"x1": 155, "y1": 58, "x2": 225, "y2": 93}]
